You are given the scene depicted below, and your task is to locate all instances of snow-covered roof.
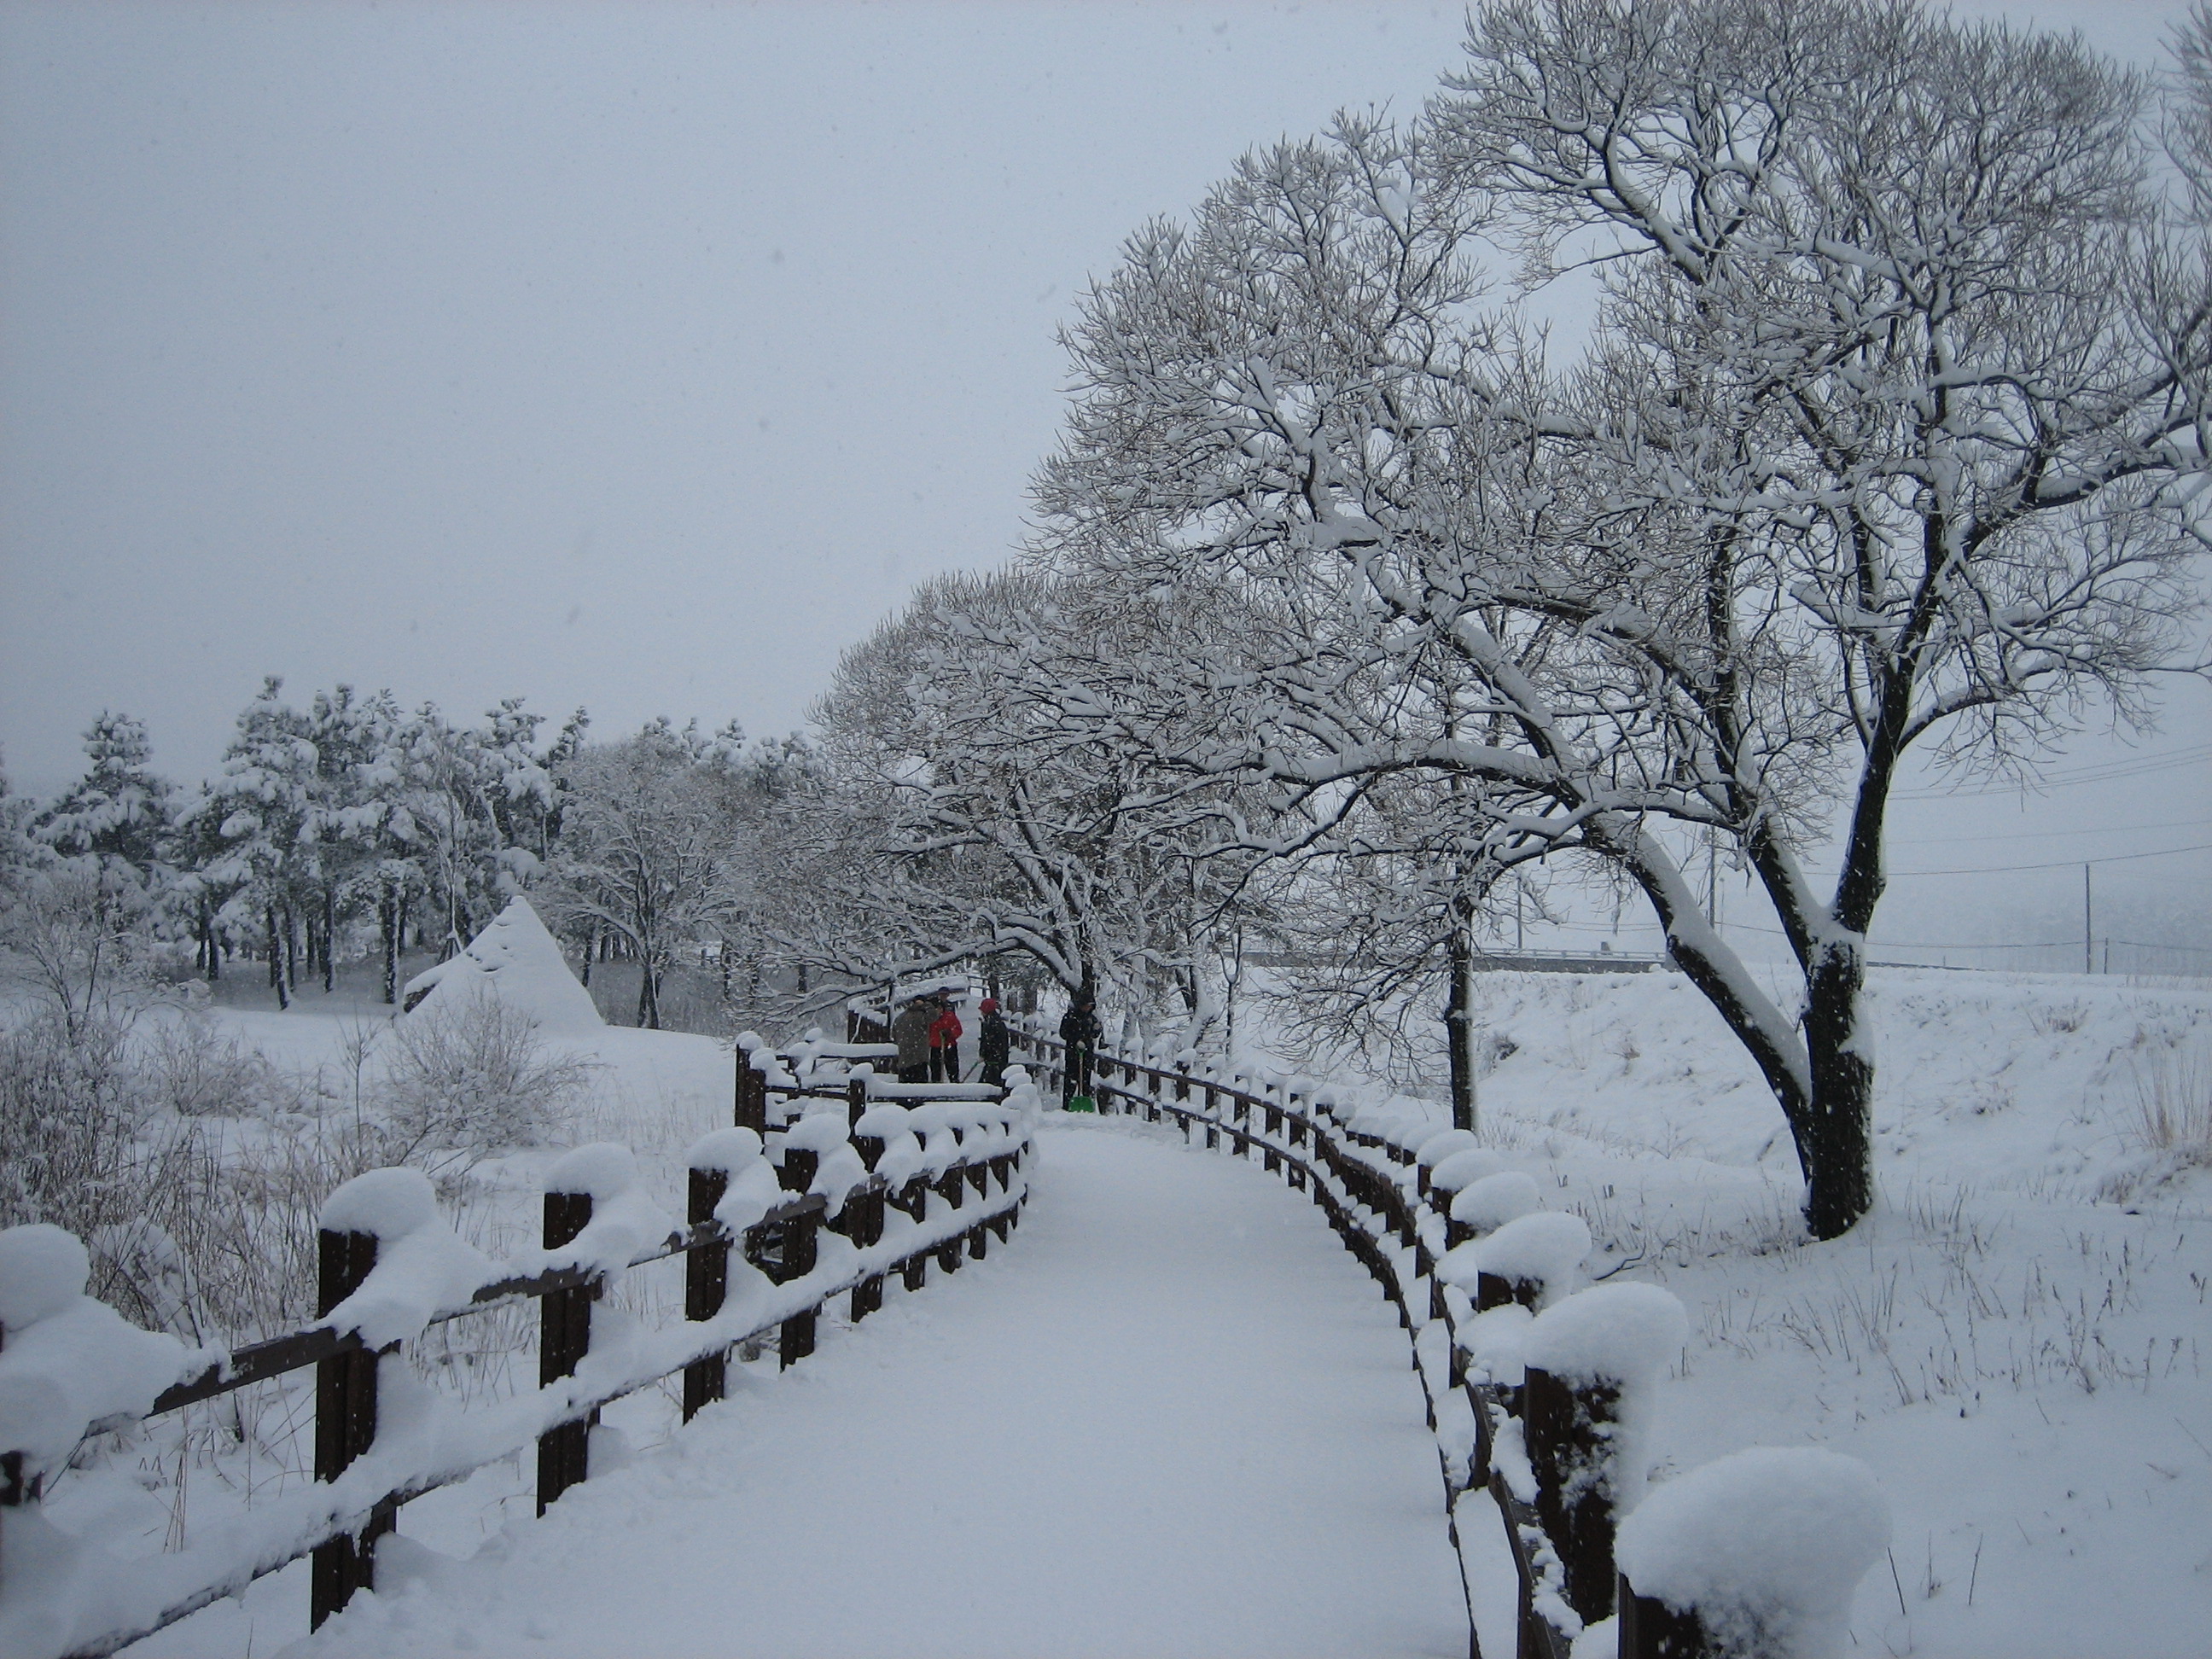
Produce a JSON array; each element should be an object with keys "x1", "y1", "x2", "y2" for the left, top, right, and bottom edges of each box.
[{"x1": 400, "y1": 895, "x2": 602, "y2": 1032}]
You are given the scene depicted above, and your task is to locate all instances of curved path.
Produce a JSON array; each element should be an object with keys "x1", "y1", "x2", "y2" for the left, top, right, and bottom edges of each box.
[{"x1": 306, "y1": 1119, "x2": 1470, "y2": 1658}]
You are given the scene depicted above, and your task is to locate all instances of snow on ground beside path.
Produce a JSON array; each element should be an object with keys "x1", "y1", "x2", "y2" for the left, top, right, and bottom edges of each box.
[
  {"x1": 1249, "y1": 966, "x2": 2212, "y2": 1659},
  {"x1": 291, "y1": 1120, "x2": 1469, "y2": 1659}
]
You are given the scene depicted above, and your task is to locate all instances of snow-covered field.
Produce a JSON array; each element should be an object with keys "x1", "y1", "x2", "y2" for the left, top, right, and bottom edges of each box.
[
  {"x1": 18, "y1": 961, "x2": 2211, "y2": 1658},
  {"x1": 1435, "y1": 965, "x2": 2212, "y2": 1659}
]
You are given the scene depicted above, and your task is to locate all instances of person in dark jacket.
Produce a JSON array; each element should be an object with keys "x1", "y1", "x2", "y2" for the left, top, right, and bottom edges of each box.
[
  {"x1": 1058, "y1": 989, "x2": 1102, "y2": 1107},
  {"x1": 891, "y1": 996, "x2": 932, "y2": 1084},
  {"x1": 976, "y1": 998, "x2": 1010, "y2": 1088},
  {"x1": 928, "y1": 997, "x2": 963, "y2": 1083}
]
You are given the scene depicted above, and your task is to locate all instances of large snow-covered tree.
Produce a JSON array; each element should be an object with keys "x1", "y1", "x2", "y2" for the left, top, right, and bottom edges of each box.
[{"x1": 1033, "y1": 2, "x2": 2211, "y2": 1236}]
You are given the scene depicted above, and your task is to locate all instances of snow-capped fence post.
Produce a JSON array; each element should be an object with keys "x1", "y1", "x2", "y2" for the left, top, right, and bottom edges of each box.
[
  {"x1": 849, "y1": 1127, "x2": 888, "y2": 1321},
  {"x1": 773, "y1": 1146, "x2": 820, "y2": 1365},
  {"x1": 1517, "y1": 1284, "x2": 1690, "y2": 1631},
  {"x1": 311, "y1": 1224, "x2": 391, "y2": 1627},
  {"x1": 537, "y1": 1185, "x2": 597, "y2": 1514},
  {"x1": 1614, "y1": 1449, "x2": 1891, "y2": 1659},
  {"x1": 935, "y1": 1155, "x2": 967, "y2": 1274},
  {"x1": 682, "y1": 1163, "x2": 730, "y2": 1420},
  {"x1": 735, "y1": 1045, "x2": 769, "y2": 1134}
]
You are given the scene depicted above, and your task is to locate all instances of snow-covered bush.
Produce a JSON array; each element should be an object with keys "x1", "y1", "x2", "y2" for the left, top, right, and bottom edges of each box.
[
  {"x1": 378, "y1": 993, "x2": 595, "y2": 1168},
  {"x1": 137, "y1": 1010, "x2": 283, "y2": 1118}
]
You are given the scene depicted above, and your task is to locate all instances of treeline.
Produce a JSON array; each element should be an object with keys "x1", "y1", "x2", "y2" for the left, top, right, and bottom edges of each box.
[{"x1": 0, "y1": 679, "x2": 812, "y2": 1030}]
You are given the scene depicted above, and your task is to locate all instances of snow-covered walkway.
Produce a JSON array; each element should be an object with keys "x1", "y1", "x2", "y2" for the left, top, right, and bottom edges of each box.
[{"x1": 305, "y1": 1119, "x2": 1470, "y2": 1658}]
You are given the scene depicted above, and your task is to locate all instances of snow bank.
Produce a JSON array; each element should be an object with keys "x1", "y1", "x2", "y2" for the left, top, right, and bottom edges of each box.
[
  {"x1": 1416, "y1": 1128, "x2": 1481, "y2": 1167},
  {"x1": 1615, "y1": 1448, "x2": 1890, "y2": 1659},
  {"x1": 681, "y1": 1128, "x2": 785, "y2": 1232},
  {"x1": 0, "y1": 1224, "x2": 92, "y2": 1330},
  {"x1": 852, "y1": 1103, "x2": 913, "y2": 1140},
  {"x1": 0, "y1": 1225, "x2": 190, "y2": 1481},
  {"x1": 1457, "y1": 1302, "x2": 1533, "y2": 1388},
  {"x1": 780, "y1": 1111, "x2": 869, "y2": 1214},
  {"x1": 1520, "y1": 1282, "x2": 1687, "y2": 1388},
  {"x1": 684, "y1": 1127, "x2": 764, "y2": 1175},
  {"x1": 782, "y1": 1111, "x2": 855, "y2": 1156},
  {"x1": 400, "y1": 896, "x2": 601, "y2": 1032},
  {"x1": 1452, "y1": 1170, "x2": 1542, "y2": 1231},
  {"x1": 1429, "y1": 1147, "x2": 1509, "y2": 1194},
  {"x1": 1441, "y1": 1210, "x2": 1589, "y2": 1301},
  {"x1": 537, "y1": 1144, "x2": 677, "y2": 1279},
  {"x1": 317, "y1": 1171, "x2": 498, "y2": 1350}
]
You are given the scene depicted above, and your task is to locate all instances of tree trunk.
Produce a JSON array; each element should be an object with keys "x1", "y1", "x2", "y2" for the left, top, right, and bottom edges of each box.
[
  {"x1": 1444, "y1": 909, "x2": 1479, "y2": 1133},
  {"x1": 637, "y1": 960, "x2": 661, "y2": 1029},
  {"x1": 381, "y1": 888, "x2": 399, "y2": 1005},
  {"x1": 267, "y1": 906, "x2": 290, "y2": 1010},
  {"x1": 323, "y1": 887, "x2": 337, "y2": 993},
  {"x1": 579, "y1": 924, "x2": 593, "y2": 987},
  {"x1": 1800, "y1": 946, "x2": 1875, "y2": 1241}
]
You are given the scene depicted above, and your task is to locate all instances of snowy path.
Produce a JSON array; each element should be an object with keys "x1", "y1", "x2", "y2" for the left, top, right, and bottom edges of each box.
[{"x1": 306, "y1": 1120, "x2": 1470, "y2": 1658}]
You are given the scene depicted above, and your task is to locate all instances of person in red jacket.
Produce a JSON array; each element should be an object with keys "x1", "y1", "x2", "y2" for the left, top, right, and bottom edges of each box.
[{"x1": 928, "y1": 996, "x2": 963, "y2": 1083}]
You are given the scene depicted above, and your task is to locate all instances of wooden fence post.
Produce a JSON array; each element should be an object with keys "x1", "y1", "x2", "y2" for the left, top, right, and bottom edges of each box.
[
  {"x1": 1477, "y1": 1272, "x2": 1543, "y2": 1313},
  {"x1": 1616, "y1": 1575, "x2": 1710, "y2": 1658},
  {"x1": 850, "y1": 1132, "x2": 887, "y2": 1320},
  {"x1": 683, "y1": 1167, "x2": 729, "y2": 1421},
  {"x1": 936, "y1": 1158, "x2": 966, "y2": 1273},
  {"x1": 901, "y1": 1179, "x2": 929, "y2": 1290},
  {"x1": 537, "y1": 1190, "x2": 597, "y2": 1515},
  {"x1": 1523, "y1": 1367, "x2": 1626, "y2": 1628},
  {"x1": 735, "y1": 1049, "x2": 767, "y2": 1134},
  {"x1": 773, "y1": 1148, "x2": 820, "y2": 1365},
  {"x1": 312, "y1": 1225, "x2": 390, "y2": 1626}
]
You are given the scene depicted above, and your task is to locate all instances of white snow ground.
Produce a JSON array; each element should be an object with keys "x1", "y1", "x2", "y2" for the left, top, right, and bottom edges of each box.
[
  {"x1": 282, "y1": 1119, "x2": 1467, "y2": 1658},
  {"x1": 32, "y1": 961, "x2": 2209, "y2": 1658},
  {"x1": 1322, "y1": 965, "x2": 2212, "y2": 1659}
]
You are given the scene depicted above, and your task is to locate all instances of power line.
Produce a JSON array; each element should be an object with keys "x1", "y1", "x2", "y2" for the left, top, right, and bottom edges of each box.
[
  {"x1": 1890, "y1": 744, "x2": 2212, "y2": 800},
  {"x1": 1887, "y1": 815, "x2": 2212, "y2": 847},
  {"x1": 1888, "y1": 840, "x2": 2212, "y2": 876},
  {"x1": 1715, "y1": 923, "x2": 2212, "y2": 953}
]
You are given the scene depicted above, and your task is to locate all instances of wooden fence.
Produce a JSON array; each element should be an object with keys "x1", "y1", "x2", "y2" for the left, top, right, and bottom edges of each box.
[
  {"x1": 0, "y1": 1045, "x2": 1040, "y2": 1659},
  {"x1": 1016, "y1": 1021, "x2": 1744, "y2": 1659}
]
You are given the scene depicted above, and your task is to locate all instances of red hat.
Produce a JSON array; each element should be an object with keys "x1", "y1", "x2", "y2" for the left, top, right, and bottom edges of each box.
[{"x1": 980, "y1": 998, "x2": 998, "y2": 1013}]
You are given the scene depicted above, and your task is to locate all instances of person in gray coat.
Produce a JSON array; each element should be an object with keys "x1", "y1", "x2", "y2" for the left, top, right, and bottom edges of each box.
[{"x1": 891, "y1": 997, "x2": 933, "y2": 1083}]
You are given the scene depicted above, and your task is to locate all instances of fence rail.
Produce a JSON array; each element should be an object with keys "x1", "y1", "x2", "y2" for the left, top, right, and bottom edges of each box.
[{"x1": 0, "y1": 1046, "x2": 1043, "y2": 1659}]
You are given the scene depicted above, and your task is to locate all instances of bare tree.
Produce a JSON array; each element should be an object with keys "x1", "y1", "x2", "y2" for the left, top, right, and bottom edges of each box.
[{"x1": 1035, "y1": 3, "x2": 2210, "y2": 1236}]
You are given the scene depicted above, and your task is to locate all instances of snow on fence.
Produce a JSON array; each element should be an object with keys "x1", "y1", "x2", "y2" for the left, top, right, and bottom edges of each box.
[
  {"x1": 1016, "y1": 1022, "x2": 1889, "y2": 1659},
  {"x1": 0, "y1": 1051, "x2": 1043, "y2": 1659}
]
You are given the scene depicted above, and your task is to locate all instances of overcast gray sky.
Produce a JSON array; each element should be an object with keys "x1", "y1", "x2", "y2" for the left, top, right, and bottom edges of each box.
[{"x1": 3, "y1": 0, "x2": 2205, "y2": 958}]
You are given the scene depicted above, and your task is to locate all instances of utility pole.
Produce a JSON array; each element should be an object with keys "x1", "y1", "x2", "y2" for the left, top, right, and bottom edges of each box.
[{"x1": 2083, "y1": 863, "x2": 2093, "y2": 975}]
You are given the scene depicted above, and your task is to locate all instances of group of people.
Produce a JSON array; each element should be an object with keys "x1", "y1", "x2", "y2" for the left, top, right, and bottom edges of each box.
[
  {"x1": 884, "y1": 981, "x2": 1103, "y2": 1110},
  {"x1": 890, "y1": 987, "x2": 1011, "y2": 1087}
]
